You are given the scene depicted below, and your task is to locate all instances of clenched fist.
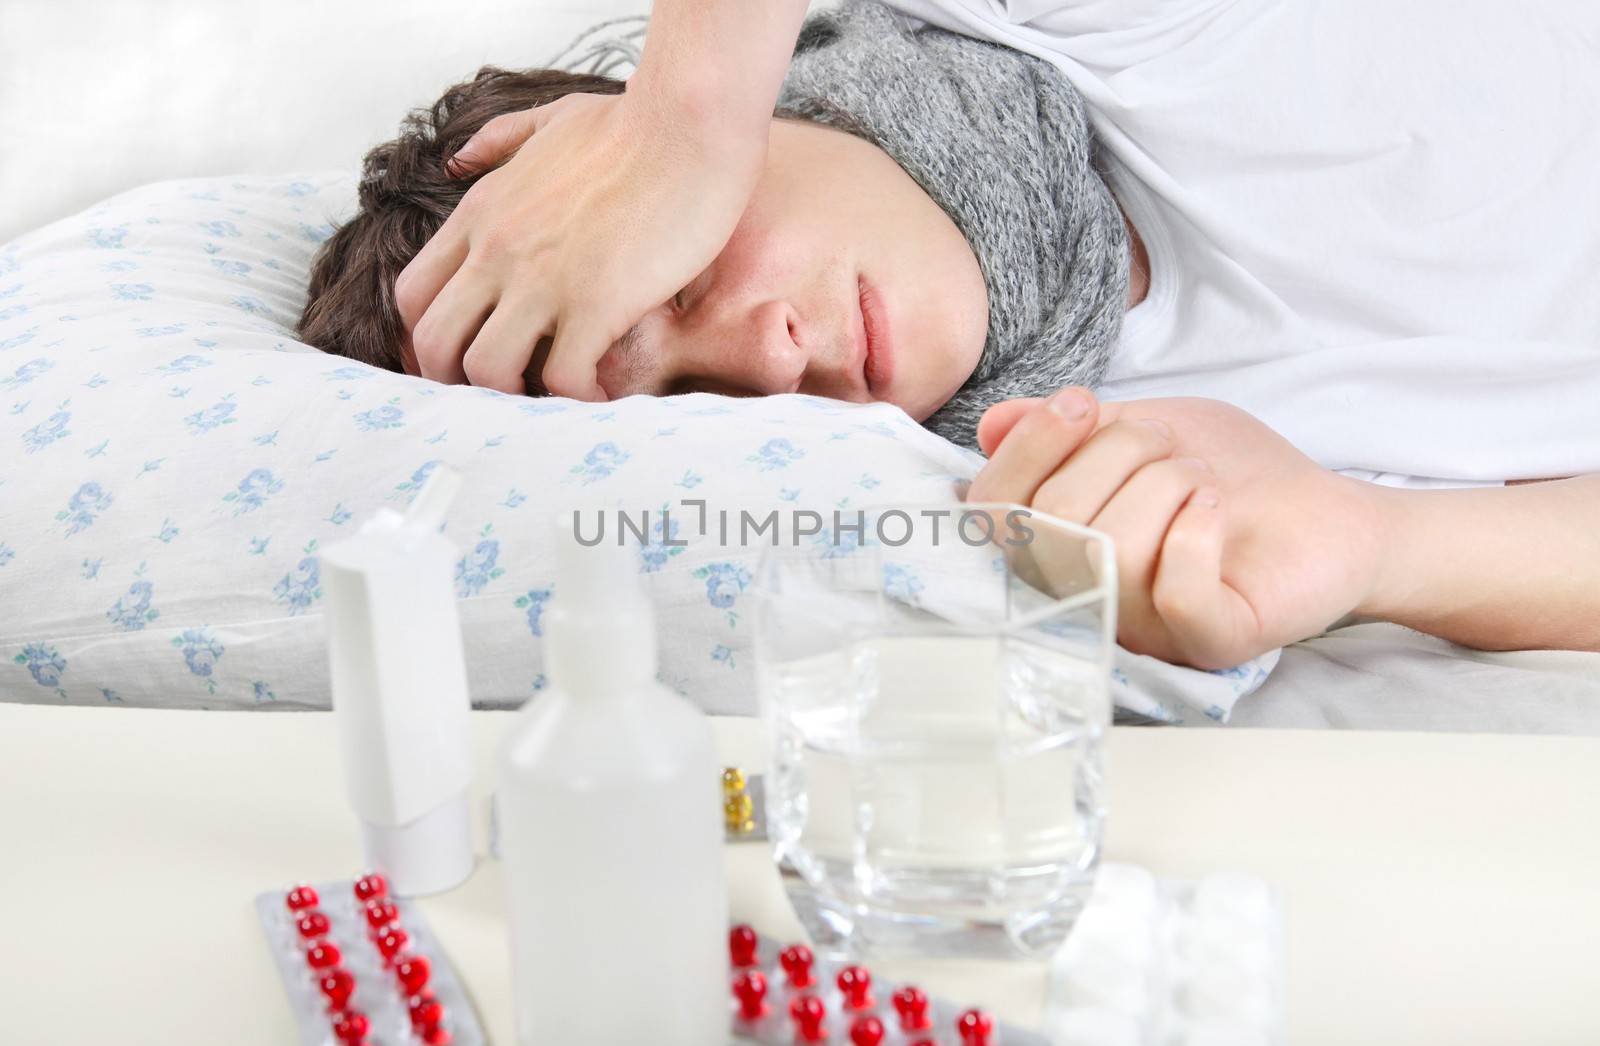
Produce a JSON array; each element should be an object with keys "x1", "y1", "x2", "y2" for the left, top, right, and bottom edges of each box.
[{"x1": 969, "y1": 387, "x2": 1388, "y2": 668}]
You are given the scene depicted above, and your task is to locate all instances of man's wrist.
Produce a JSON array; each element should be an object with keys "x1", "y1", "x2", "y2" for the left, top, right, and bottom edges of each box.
[
  {"x1": 1349, "y1": 475, "x2": 1600, "y2": 652},
  {"x1": 627, "y1": 58, "x2": 770, "y2": 172},
  {"x1": 627, "y1": 0, "x2": 808, "y2": 158},
  {"x1": 630, "y1": 60, "x2": 746, "y2": 133},
  {"x1": 1353, "y1": 483, "x2": 1423, "y2": 624}
]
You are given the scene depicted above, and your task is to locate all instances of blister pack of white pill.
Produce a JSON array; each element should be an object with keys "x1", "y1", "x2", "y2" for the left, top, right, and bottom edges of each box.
[{"x1": 1045, "y1": 863, "x2": 1284, "y2": 1046}]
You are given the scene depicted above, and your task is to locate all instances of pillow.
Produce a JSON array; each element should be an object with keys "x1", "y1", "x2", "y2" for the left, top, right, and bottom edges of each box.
[{"x1": 0, "y1": 172, "x2": 1276, "y2": 721}]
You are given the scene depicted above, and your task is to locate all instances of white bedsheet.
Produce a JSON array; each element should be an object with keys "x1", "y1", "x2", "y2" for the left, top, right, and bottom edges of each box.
[{"x1": 1229, "y1": 623, "x2": 1600, "y2": 736}]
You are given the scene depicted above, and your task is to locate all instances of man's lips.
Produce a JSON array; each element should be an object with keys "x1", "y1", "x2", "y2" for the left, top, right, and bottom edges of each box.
[{"x1": 858, "y1": 275, "x2": 894, "y2": 398}]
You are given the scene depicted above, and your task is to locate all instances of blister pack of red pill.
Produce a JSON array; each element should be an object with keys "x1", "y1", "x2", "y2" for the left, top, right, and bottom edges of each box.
[
  {"x1": 725, "y1": 925, "x2": 1048, "y2": 1046},
  {"x1": 258, "y1": 879, "x2": 1043, "y2": 1045},
  {"x1": 255, "y1": 876, "x2": 486, "y2": 1046}
]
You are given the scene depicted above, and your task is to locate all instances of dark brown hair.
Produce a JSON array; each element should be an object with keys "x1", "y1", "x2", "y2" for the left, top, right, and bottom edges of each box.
[{"x1": 297, "y1": 66, "x2": 625, "y2": 372}]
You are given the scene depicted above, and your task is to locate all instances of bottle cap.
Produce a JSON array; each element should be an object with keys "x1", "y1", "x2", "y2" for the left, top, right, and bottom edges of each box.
[{"x1": 544, "y1": 510, "x2": 657, "y2": 696}]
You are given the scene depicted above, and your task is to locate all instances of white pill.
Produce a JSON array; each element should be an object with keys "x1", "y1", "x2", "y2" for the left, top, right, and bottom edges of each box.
[
  {"x1": 1093, "y1": 863, "x2": 1160, "y2": 916},
  {"x1": 1049, "y1": 1008, "x2": 1145, "y2": 1046},
  {"x1": 1173, "y1": 1018, "x2": 1273, "y2": 1046},
  {"x1": 1177, "y1": 914, "x2": 1272, "y2": 974},
  {"x1": 1065, "y1": 911, "x2": 1157, "y2": 971},
  {"x1": 1051, "y1": 957, "x2": 1150, "y2": 1017},
  {"x1": 1181, "y1": 964, "x2": 1273, "y2": 1026}
]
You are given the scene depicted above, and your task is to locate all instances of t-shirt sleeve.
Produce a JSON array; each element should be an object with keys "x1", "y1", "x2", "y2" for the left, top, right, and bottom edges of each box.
[{"x1": 891, "y1": 0, "x2": 1235, "y2": 36}]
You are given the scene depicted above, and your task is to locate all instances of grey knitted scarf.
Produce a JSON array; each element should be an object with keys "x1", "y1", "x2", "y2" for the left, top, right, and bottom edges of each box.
[{"x1": 777, "y1": 1, "x2": 1130, "y2": 450}]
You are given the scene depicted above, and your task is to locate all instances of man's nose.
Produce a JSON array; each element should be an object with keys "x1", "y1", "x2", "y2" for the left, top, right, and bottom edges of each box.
[{"x1": 672, "y1": 298, "x2": 807, "y2": 396}]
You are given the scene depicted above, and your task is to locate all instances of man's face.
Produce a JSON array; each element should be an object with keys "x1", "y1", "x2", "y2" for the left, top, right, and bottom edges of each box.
[{"x1": 566, "y1": 118, "x2": 989, "y2": 421}]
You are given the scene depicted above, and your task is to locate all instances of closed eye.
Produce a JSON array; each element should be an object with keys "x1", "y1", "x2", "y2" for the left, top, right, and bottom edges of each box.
[{"x1": 673, "y1": 268, "x2": 711, "y2": 315}]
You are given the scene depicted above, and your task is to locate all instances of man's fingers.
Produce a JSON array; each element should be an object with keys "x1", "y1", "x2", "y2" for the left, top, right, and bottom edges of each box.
[
  {"x1": 1088, "y1": 457, "x2": 1212, "y2": 596},
  {"x1": 1028, "y1": 417, "x2": 1176, "y2": 525},
  {"x1": 446, "y1": 108, "x2": 543, "y2": 178},
  {"x1": 394, "y1": 210, "x2": 470, "y2": 336},
  {"x1": 541, "y1": 312, "x2": 618, "y2": 402},
  {"x1": 975, "y1": 386, "x2": 1108, "y2": 457},
  {"x1": 976, "y1": 398, "x2": 1042, "y2": 457},
  {"x1": 968, "y1": 389, "x2": 1099, "y2": 504},
  {"x1": 460, "y1": 294, "x2": 554, "y2": 395},
  {"x1": 1149, "y1": 487, "x2": 1260, "y2": 669},
  {"x1": 408, "y1": 267, "x2": 497, "y2": 384}
]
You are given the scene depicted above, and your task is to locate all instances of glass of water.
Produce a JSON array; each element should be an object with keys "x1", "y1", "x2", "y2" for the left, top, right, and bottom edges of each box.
[{"x1": 753, "y1": 503, "x2": 1115, "y2": 960}]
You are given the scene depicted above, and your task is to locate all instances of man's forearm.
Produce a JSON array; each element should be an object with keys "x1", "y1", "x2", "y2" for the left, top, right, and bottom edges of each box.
[
  {"x1": 632, "y1": 0, "x2": 812, "y2": 142},
  {"x1": 1359, "y1": 474, "x2": 1600, "y2": 652}
]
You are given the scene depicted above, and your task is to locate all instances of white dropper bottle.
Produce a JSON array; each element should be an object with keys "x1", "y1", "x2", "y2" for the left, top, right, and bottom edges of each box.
[{"x1": 497, "y1": 511, "x2": 728, "y2": 1045}]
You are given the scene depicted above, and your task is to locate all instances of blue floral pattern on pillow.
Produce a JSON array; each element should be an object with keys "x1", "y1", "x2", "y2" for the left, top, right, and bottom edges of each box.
[{"x1": 107, "y1": 580, "x2": 159, "y2": 631}]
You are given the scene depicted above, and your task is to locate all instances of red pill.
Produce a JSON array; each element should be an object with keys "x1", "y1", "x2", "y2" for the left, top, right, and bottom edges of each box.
[
  {"x1": 789, "y1": 995, "x2": 828, "y2": 1043},
  {"x1": 331, "y1": 1010, "x2": 369, "y2": 1044},
  {"x1": 353, "y1": 874, "x2": 388, "y2": 902},
  {"x1": 836, "y1": 966, "x2": 874, "y2": 1011},
  {"x1": 850, "y1": 1016, "x2": 885, "y2": 1046},
  {"x1": 376, "y1": 927, "x2": 410, "y2": 961},
  {"x1": 892, "y1": 986, "x2": 932, "y2": 1031},
  {"x1": 306, "y1": 941, "x2": 342, "y2": 970},
  {"x1": 729, "y1": 924, "x2": 759, "y2": 967},
  {"x1": 285, "y1": 885, "x2": 320, "y2": 912},
  {"x1": 956, "y1": 1009, "x2": 994, "y2": 1046},
  {"x1": 395, "y1": 954, "x2": 432, "y2": 996},
  {"x1": 732, "y1": 970, "x2": 769, "y2": 1021},
  {"x1": 409, "y1": 998, "x2": 440, "y2": 1025},
  {"x1": 318, "y1": 968, "x2": 356, "y2": 1010},
  {"x1": 779, "y1": 944, "x2": 817, "y2": 988},
  {"x1": 296, "y1": 911, "x2": 331, "y2": 940},
  {"x1": 363, "y1": 899, "x2": 399, "y2": 931},
  {"x1": 421, "y1": 1025, "x2": 452, "y2": 1046}
]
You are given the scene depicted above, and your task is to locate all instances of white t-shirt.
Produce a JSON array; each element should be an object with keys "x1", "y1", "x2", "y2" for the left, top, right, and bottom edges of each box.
[{"x1": 886, "y1": 0, "x2": 1600, "y2": 486}]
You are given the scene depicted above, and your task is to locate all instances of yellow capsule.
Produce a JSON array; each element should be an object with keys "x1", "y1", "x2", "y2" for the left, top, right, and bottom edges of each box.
[{"x1": 721, "y1": 767, "x2": 747, "y2": 796}]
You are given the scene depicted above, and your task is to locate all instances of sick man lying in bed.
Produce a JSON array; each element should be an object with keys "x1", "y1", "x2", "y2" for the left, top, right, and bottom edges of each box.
[{"x1": 298, "y1": 0, "x2": 1600, "y2": 671}]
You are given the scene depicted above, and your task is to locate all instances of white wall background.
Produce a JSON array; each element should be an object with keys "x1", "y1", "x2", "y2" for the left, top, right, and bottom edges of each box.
[{"x1": 0, "y1": 0, "x2": 656, "y2": 244}]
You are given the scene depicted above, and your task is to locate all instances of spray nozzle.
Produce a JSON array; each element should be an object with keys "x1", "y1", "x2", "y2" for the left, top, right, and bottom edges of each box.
[
  {"x1": 353, "y1": 466, "x2": 464, "y2": 542},
  {"x1": 545, "y1": 509, "x2": 657, "y2": 694},
  {"x1": 554, "y1": 509, "x2": 642, "y2": 612},
  {"x1": 406, "y1": 467, "x2": 464, "y2": 533}
]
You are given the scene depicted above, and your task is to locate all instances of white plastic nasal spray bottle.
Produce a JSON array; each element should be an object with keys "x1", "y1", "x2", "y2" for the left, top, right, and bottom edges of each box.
[
  {"x1": 497, "y1": 511, "x2": 727, "y2": 1045},
  {"x1": 322, "y1": 467, "x2": 475, "y2": 897}
]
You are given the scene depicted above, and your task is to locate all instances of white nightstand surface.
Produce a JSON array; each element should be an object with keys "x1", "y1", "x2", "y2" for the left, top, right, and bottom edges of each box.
[{"x1": 2, "y1": 704, "x2": 1596, "y2": 1045}]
